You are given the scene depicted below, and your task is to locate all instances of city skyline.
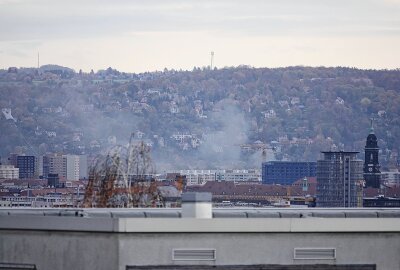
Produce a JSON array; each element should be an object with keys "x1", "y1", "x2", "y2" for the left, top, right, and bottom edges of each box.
[{"x1": 1, "y1": 0, "x2": 400, "y2": 72}]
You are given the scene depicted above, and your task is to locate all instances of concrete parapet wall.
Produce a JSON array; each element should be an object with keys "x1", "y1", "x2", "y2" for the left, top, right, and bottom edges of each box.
[
  {"x1": 1, "y1": 208, "x2": 400, "y2": 270},
  {"x1": 0, "y1": 230, "x2": 399, "y2": 270}
]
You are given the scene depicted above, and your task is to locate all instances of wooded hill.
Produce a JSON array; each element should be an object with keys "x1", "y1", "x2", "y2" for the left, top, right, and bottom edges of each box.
[{"x1": 1, "y1": 66, "x2": 399, "y2": 170}]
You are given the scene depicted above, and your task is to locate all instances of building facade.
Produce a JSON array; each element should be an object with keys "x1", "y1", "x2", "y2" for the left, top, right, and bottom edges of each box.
[
  {"x1": 47, "y1": 173, "x2": 60, "y2": 187},
  {"x1": 317, "y1": 151, "x2": 363, "y2": 207},
  {"x1": 364, "y1": 126, "x2": 381, "y2": 188},
  {"x1": 363, "y1": 196, "x2": 400, "y2": 207},
  {"x1": 16, "y1": 156, "x2": 36, "y2": 179},
  {"x1": 7, "y1": 153, "x2": 18, "y2": 167},
  {"x1": 43, "y1": 154, "x2": 81, "y2": 181},
  {"x1": 78, "y1": 155, "x2": 88, "y2": 180},
  {"x1": 0, "y1": 165, "x2": 19, "y2": 179},
  {"x1": 381, "y1": 170, "x2": 400, "y2": 187},
  {"x1": 172, "y1": 169, "x2": 261, "y2": 186},
  {"x1": 65, "y1": 155, "x2": 80, "y2": 181},
  {"x1": 262, "y1": 161, "x2": 316, "y2": 185},
  {"x1": 43, "y1": 154, "x2": 65, "y2": 179},
  {"x1": 1, "y1": 208, "x2": 400, "y2": 270}
]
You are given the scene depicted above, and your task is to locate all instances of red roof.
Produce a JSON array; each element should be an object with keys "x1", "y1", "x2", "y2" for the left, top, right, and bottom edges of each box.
[
  {"x1": 364, "y1": 187, "x2": 400, "y2": 198},
  {"x1": 0, "y1": 179, "x2": 47, "y2": 186},
  {"x1": 291, "y1": 177, "x2": 317, "y2": 196},
  {"x1": 292, "y1": 177, "x2": 317, "y2": 185},
  {"x1": 187, "y1": 181, "x2": 287, "y2": 197},
  {"x1": 20, "y1": 188, "x2": 78, "y2": 196}
]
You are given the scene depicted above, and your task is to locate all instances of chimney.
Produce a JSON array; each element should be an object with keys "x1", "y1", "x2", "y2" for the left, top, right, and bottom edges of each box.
[{"x1": 181, "y1": 192, "x2": 212, "y2": 218}]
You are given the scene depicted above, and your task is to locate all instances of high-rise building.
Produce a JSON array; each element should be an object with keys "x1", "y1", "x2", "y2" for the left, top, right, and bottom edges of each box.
[
  {"x1": 316, "y1": 151, "x2": 363, "y2": 207},
  {"x1": 43, "y1": 154, "x2": 81, "y2": 181},
  {"x1": 79, "y1": 155, "x2": 88, "y2": 180},
  {"x1": 7, "y1": 153, "x2": 18, "y2": 167},
  {"x1": 364, "y1": 125, "x2": 381, "y2": 188},
  {"x1": 16, "y1": 156, "x2": 36, "y2": 179},
  {"x1": 36, "y1": 156, "x2": 43, "y2": 178},
  {"x1": 43, "y1": 154, "x2": 65, "y2": 179},
  {"x1": 65, "y1": 155, "x2": 80, "y2": 181},
  {"x1": 262, "y1": 161, "x2": 316, "y2": 185}
]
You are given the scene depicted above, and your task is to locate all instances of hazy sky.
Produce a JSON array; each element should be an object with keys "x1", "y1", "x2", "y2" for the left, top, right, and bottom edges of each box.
[{"x1": 1, "y1": 0, "x2": 400, "y2": 72}]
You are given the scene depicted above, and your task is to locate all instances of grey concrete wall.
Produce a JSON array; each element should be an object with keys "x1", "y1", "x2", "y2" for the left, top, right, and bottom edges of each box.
[
  {"x1": 118, "y1": 233, "x2": 400, "y2": 270},
  {"x1": 1, "y1": 230, "x2": 398, "y2": 270},
  {"x1": 1, "y1": 209, "x2": 400, "y2": 270},
  {"x1": 0, "y1": 230, "x2": 118, "y2": 270}
]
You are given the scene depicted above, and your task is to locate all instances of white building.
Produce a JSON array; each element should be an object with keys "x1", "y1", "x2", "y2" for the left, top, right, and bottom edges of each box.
[
  {"x1": 65, "y1": 155, "x2": 80, "y2": 181},
  {"x1": 0, "y1": 165, "x2": 19, "y2": 179},
  {"x1": 222, "y1": 169, "x2": 261, "y2": 182},
  {"x1": 381, "y1": 170, "x2": 400, "y2": 187},
  {"x1": 169, "y1": 170, "x2": 216, "y2": 185},
  {"x1": 170, "y1": 169, "x2": 261, "y2": 186}
]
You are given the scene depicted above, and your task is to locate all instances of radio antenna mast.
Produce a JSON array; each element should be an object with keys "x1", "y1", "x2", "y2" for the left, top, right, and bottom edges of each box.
[{"x1": 210, "y1": 51, "x2": 214, "y2": 70}]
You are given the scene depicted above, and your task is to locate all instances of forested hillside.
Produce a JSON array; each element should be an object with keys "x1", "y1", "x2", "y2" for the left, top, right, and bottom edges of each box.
[{"x1": 1, "y1": 65, "x2": 399, "y2": 170}]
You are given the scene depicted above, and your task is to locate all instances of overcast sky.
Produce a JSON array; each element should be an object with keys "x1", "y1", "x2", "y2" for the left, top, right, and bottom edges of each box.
[{"x1": 1, "y1": 0, "x2": 399, "y2": 72}]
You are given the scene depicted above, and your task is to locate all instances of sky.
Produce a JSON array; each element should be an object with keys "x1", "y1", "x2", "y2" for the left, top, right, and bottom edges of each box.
[{"x1": 0, "y1": 0, "x2": 400, "y2": 72}]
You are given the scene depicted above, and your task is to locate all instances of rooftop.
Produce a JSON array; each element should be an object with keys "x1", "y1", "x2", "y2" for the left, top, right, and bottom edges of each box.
[
  {"x1": 1, "y1": 208, "x2": 400, "y2": 233},
  {"x1": 321, "y1": 151, "x2": 360, "y2": 154}
]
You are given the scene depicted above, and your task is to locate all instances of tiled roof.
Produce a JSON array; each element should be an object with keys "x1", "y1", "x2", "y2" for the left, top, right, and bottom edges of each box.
[
  {"x1": 187, "y1": 181, "x2": 289, "y2": 196},
  {"x1": 364, "y1": 187, "x2": 400, "y2": 198}
]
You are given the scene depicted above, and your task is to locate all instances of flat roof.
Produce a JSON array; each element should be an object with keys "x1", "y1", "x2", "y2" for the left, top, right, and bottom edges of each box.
[{"x1": 0, "y1": 208, "x2": 400, "y2": 233}]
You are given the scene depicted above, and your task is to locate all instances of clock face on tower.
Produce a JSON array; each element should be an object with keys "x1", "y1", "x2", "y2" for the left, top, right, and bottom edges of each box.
[{"x1": 364, "y1": 123, "x2": 381, "y2": 188}]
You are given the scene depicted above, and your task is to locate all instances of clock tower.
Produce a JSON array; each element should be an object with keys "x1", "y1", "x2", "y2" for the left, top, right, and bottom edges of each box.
[{"x1": 364, "y1": 119, "x2": 381, "y2": 188}]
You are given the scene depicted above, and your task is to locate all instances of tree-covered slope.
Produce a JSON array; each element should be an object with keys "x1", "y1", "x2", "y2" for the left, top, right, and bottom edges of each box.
[{"x1": 1, "y1": 66, "x2": 399, "y2": 170}]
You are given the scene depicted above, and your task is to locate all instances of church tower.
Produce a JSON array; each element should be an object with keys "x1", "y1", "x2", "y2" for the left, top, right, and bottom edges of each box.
[{"x1": 364, "y1": 119, "x2": 381, "y2": 188}]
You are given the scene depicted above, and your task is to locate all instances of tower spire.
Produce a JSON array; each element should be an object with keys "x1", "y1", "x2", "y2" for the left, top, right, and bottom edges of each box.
[{"x1": 370, "y1": 117, "x2": 374, "y2": 134}]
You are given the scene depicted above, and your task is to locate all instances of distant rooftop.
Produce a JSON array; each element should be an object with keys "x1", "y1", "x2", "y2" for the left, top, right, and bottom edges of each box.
[{"x1": 321, "y1": 151, "x2": 360, "y2": 154}]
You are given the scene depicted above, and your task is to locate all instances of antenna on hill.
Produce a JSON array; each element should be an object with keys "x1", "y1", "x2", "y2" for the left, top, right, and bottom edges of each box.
[
  {"x1": 210, "y1": 51, "x2": 214, "y2": 70},
  {"x1": 37, "y1": 52, "x2": 40, "y2": 69}
]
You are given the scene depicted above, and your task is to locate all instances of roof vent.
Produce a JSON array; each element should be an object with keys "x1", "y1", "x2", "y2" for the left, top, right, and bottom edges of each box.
[
  {"x1": 294, "y1": 248, "x2": 336, "y2": 260},
  {"x1": 181, "y1": 192, "x2": 212, "y2": 219},
  {"x1": 172, "y1": 249, "x2": 216, "y2": 261}
]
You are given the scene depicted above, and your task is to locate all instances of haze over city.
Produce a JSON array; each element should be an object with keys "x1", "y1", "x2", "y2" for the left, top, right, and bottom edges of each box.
[
  {"x1": 1, "y1": 1, "x2": 400, "y2": 270},
  {"x1": 1, "y1": 0, "x2": 400, "y2": 72}
]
